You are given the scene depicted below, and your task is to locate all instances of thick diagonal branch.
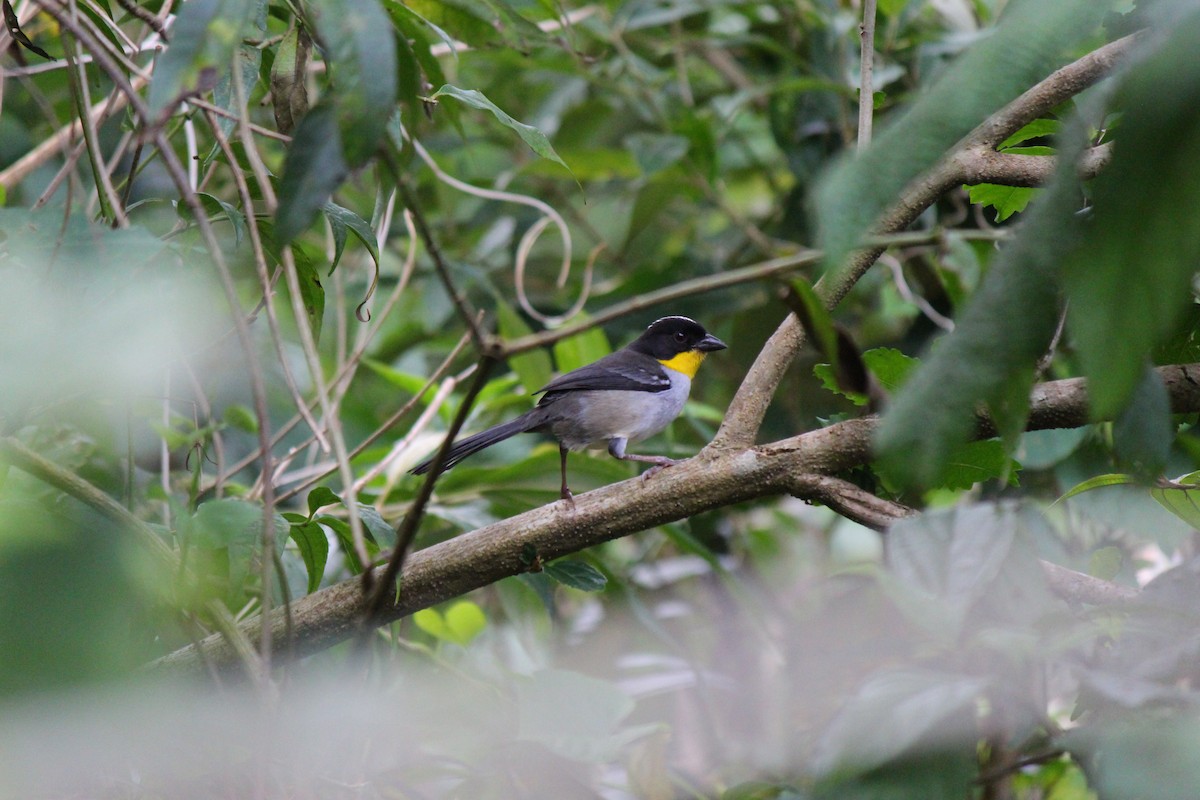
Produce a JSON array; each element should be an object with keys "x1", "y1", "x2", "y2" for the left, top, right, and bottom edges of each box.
[
  {"x1": 709, "y1": 34, "x2": 1137, "y2": 451},
  {"x1": 152, "y1": 362, "x2": 1200, "y2": 675}
]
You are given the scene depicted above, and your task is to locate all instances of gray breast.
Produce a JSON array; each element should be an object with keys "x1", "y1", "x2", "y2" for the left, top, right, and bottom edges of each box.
[{"x1": 544, "y1": 372, "x2": 692, "y2": 450}]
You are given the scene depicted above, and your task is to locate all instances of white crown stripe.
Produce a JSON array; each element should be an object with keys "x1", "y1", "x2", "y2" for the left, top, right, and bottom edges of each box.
[{"x1": 647, "y1": 315, "x2": 699, "y2": 329}]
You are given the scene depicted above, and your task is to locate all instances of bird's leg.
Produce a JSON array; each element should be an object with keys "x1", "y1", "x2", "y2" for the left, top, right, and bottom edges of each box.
[
  {"x1": 607, "y1": 439, "x2": 679, "y2": 482},
  {"x1": 558, "y1": 444, "x2": 575, "y2": 506}
]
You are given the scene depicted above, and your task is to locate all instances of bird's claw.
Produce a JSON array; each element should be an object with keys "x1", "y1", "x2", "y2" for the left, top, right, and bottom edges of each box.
[{"x1": 640, "y1": 458, "x2": 680, "y2": 483}]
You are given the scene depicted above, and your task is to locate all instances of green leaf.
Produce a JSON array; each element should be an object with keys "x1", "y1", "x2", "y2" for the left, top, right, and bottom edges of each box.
[
  {"x1": 884, "y1": 503, "x2": 1055, "y2": 637},
  {"x1": 188, "y1": 498, "x2": 262, "y2": 550},
  {"x1": 1056, "y1": 473, "x2": 1138, "y2": 505},
  {"x1": 430, "y1": 85, "x2": 577, "y2": 183},
  {"x1": 966, "y1": 183, "x2": 1039, "y2": 221},
  {"x1": 3, "y1": 0, "x2": 50, "y2": 59},
  {"x1": 809, "y1": 668, "x2": 988, "y2": 777},
  {"x1": 321, "y1": 201, "x2": 380, "y2": 276},
  {"x1": 543, "y1": 559, "x2": 608, "y2": 592},
  {"x1": 412, "y1": 600, "x2": 487, "y2": 645},
  {"x1": 148, "y1": 0, "x2": 259, "y2": 118},
  {"x1": 222, "y1": 403, "x2": 258, "y2": 433},
  {"x1": 413, "y1": 607, "x2": 448, "y2": 639},
  {"x1": 383, "y1": 0, "x2": 458, "y2": 58},
  {"x1": 442, "y1": 599, "x2": 487, "y2": 645},
  {"x1": 1151, "y1": 471, "x2": 1200, "y2": 530},
  {"x1": 495, "y1": 301, "x2": 553, "y2": 393},
  {"x1": 875, "y1": 141, "x2": 1083, "y2": 490},
  {"x1": 1067, "y1": 718, "x2": 1200, "y2": 800},
  {"x1": 1113, "y1": 366, "x2": 1172, "y2": 477},
  {"x1": 939, "y1": 439, "x2": 1019, "y2": 492},
  {"x1": 386, "y1": 2, "x2": 447, "y2": 94},
  {"x1": 195, "y1": 192, "x2": 247, "y2": 247},
  {"x1": 307, "y1": 0, "x2": 397, "y2": 168},
  {"x1": 289, "y1": 520, "x2": 329, "y2": 593},
  {"x1": 209, "y1": 0, "x2": 266, "y2": 141},
  {"x1": 553, "y1": 318, "x2": 611, "y2": 374},
  {"x1": 270, "y1": 23, "x2": 311, "y2": 135},
  {"x1": 818, "y1": 347, "x2": 919, "y2": 406},
  {"x1": 788, "y1": 277, "x2": 838, "y2": 366},
  {"x1": 1063, "y1": 10, "x2": 1200, "y2": 418},
  {"x1": 290, "y1": 241, "x2": 326, "y2": 342},
  {"x1": 306, "y1": 486, "x2": 341, "y2": 517},
  {"x1": 356, "y1": 504, "x2": 395, "y2": 548},
  {"x1": 313, "y1": 514, "x2": 369, "y2": 573},
  {"x1": 276, "y1": 101, "x2": 349, "y2": 245},
  {"x1": 999, "y1": 119, "x2": 1061, "y2": 149},
  {"x1": 188, "y1": 498, "x2": 265, "y2": 597},
  {"x1": 814, "y1": 0, "x2": 1113, "y2": 274},
  {"x1": 1016, "y1": 427, "x2": 1088, "y2": 470}
]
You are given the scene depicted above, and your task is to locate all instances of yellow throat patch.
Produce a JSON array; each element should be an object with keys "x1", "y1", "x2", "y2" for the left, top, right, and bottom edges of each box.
[{"x1": 658, "y1": 350, "x2": 706, "y2": 378}]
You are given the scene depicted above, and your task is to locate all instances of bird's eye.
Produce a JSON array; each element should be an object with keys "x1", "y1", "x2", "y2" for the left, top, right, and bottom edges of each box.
[{"x1": 673, "y1": 331, "x2": 687, "y2": 343}]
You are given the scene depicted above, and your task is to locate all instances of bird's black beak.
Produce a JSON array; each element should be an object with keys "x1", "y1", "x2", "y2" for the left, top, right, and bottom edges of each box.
[{"x1": 697, "y1": 333, "x2": 727, "y2": 352}]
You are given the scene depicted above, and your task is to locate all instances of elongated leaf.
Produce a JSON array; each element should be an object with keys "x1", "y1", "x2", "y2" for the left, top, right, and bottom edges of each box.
[
  {"x1": 430, "y1": 85, "x2": 576, "y2": 181},
  {"x1": 1055, "y1": 473, "x2": 1137, "y2": 504},
  {"x1": 276, "y1": 101, "x2": 348, "y2": 245},
  {"x1": 544, "y1": 559, "x2": 607, "y2": 592},
  {"x1": 209, "y1": 0, "x2": 266, "y2": 141},
  {"x1": 1151, "y1": 471, "x2": 1200, "y2": 531},
  {"x1": 289, "y1": 520, "x2": 329, "y2": 593},
  {"x1": 1063, "y1": 9, "x2": 1200, "y2": 418},
  {"x1": 495, "y1": 300, "x2": 553, "y2": 393},
  {"x1": 270, "y1": 23, "x2": 311, "y2": 135},
  {"x1": 194, "y1": 192, "x2": 246, "y2": 246},
  {"x1": 810, "y1": 667, "x2": 988, "y2": 777},
  {"x1": 307, "y1": 486, "x2": 341, "y2": 517},
  {"x1": 1113, "y1": 366, "x2": 1172, "y2": 477},
  {"x1": 306, "y1": 0, "x2": 397, "y2": 168},
  {"x1": 3, "y1": 0, "x2": 50, "y2": 59},
  {"x1": 814, "y1": 0, "x2": 1114, "y2": 275},
  {"x1": 148, "y1": 0, "x2": 259, "y2": 117},
  {"x1": 322, "y1": 201, "x2": 380, "y2": 275},
  {"x1": 874, "y1": 134, "x2": 1085, "y2": 490},
  {"x1": 356, "y1": 503, "x2": 395, "y2": 548}
]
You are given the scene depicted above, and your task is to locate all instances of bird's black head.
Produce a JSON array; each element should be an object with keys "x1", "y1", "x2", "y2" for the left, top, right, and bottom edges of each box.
[{"x1": 629, "y1": 316, "x2": 727, "y2": 360}]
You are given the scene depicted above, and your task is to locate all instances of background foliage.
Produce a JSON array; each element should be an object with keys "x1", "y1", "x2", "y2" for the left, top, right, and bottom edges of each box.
[{"x1": 3, "y1": 0, "x2": 1200, "y2": 797}]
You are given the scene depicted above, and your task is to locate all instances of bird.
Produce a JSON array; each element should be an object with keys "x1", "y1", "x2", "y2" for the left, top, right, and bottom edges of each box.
[{"x1": 410, "y1": 316, "x2": 727, "y2": 502}]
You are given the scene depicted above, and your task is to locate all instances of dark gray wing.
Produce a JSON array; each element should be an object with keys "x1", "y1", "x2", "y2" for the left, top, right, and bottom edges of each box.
[{"x1": 535, "y1": 352, "x2": 670, "y2": 396}]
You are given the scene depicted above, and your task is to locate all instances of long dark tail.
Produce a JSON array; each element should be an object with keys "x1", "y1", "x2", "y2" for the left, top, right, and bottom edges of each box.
[{"x1": 409, "y1": 410, "x2": 542, "y2": 475}]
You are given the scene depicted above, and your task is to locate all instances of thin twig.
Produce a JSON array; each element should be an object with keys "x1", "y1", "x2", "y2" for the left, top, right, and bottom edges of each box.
[
  {"x1": 857, "y1": 0, "x2": 877, "y2": 150},
  {"x1": 276, "y1": 329, "x2": 473, "y2": 505},
  {"x1": 501, "y1": 249, "x2": 821, "y2": 356},
  {"x1": 396, "y1": 178, "x2": 487, "y2": 351},
  {"x1": 360, "y1": 355, "x2": 496, "y2": 621}
]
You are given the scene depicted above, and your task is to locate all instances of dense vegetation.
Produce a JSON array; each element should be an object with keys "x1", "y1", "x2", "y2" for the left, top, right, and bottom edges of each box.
[{"x1": 3, "y1": 0, "x2": 1200, "y2": 796}]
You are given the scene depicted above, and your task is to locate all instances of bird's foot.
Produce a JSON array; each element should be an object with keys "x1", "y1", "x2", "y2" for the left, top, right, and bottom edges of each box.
[
  {"x1": 559, "y1": 486, "x2": 576, "y2": 509},
  {"x1": 640, "y1": 458, "x2": 680, "y2": 483}
]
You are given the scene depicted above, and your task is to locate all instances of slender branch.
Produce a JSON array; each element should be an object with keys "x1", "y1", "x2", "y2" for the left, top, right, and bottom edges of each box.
[
  {"x1": 397, "y1": 179, "x2": 487, "y2": 352},
  {"x1": 361, "y1": 355, "x2": 496, "y2": 619},
  {"x1": 788, "y1": 474, "x2": 912, "y2": 531},
  {"x1": 501, "y1": 250, "x2": 821, "y2": 356},
  {"x1": 711, "y1": 33, "x2": 1139, "y2": 451},
  {"x1": 0, "y1": 437, "x2": 178, "y2": 572},
  {"x1": 857, "y1": 0, "x2": 877, "y2": 150},
  {"x1": 152, "y1": 362, "x2": 1200, "y2": 674}
]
